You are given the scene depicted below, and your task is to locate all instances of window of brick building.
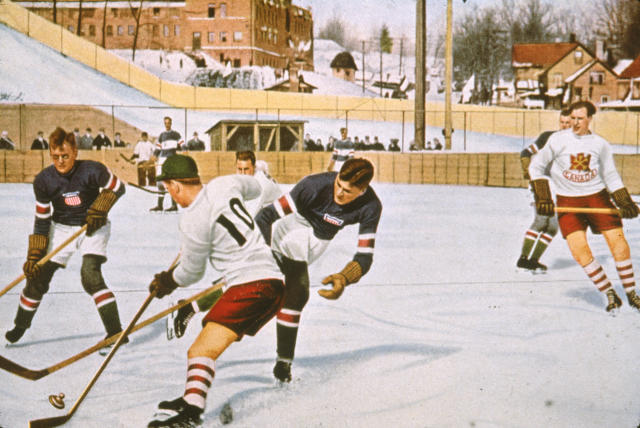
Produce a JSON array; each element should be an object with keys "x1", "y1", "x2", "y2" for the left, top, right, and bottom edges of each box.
[
  {"x1": 128, "y1": 25, "x2": 134, "y2": 35},
  {"x1": 152, "y1": 25, "x2": 159, "y2": 36},
  {"x1": 233, "y1": 59, "x2": 240, "y2": 67},
  {"x1": 174, "y1": 25, "x2": 180, "y2": 36},
  {"x1": 117, "y1": 25, "x2": 124, "y2": 35},
  {"x1": 601, "y1": 95, "x2": 609, "y2": 103},
  {"x1": 574, "y1": 50, "x2": 583, "y2": 65},
  {"x1": 111, "y1": 9, "x2": 117, "y2": 17},
  {"x1": 589, "y1": 71, "x2": 604, "y2": 85},
  {"x1": 208, "y1": 32, "x2": 215, "y2": 42},
  {"x1": 82, "y1": 9, "x2": 94, "y2": 18},
  {"x1": 163, "y1": 24, "x2": 169, "y2": 37},
  {"x1": 208, "y1": 4, "x2": 215, "y2": 18},
  {"x1": 220, "y1": 31, "x2": 227, "y2": 42},
  {"x1": 153, "y1": 7, "x2": 160, "y2": 16},
  {"x1": 106, "y1": 25, "x2": 112, "y2": 36},
  {"x1": 68, "y1": 25, "x2": 74, "y2": 32},
  {"x1": 233, "y1": 31, "x2": 242, "y2": 41},
  {"x1": 220, "y1": 3, "x2": 226, "y2": 17},
  {"x1": 89, "y1": 25, "x2": 96, "y2": 36}
]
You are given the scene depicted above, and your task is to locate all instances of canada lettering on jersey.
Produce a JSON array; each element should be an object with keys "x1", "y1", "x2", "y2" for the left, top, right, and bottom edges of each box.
[{"x1": 562, "y1": 153, "x2": 598, "y2": 183}]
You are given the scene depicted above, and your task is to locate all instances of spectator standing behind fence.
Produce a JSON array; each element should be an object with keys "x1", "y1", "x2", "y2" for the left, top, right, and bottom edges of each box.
[
  {"x1": 127, "y1": 131, "x2": 156, "y2": 186},
  {"x1": 372, "y1": 136, "x2": 385, "y2": 151},
  {"x1": 31, "y1": 131, "x2": 49, "y2": 150},
  {"x1": 0, "y1": 131, "x2": 15, "y2": 150},
  {"x1": 113, "y1": 132, "x2": 127, "y2": 148},
  {"x1": 388, "y1": 139, "x2": 400, "y2": 152},
  {"x1": 326, "y1": 136, "x2": 335, "y2": 152},
  {"x1": 92, "y1": 128, "x2": 112, "y2": 150},
  {"x1": 79, "y1": 128, "x2": 93, "y2": 150},
  {"x1": 327, "y1": 127, "x2": 355, "y2": 172},
  {"x1": 186, "y1": 132, "x2": 205, "y2": 151}
]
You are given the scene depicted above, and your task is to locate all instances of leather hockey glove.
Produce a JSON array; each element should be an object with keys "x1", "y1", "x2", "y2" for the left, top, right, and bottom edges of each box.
[
  {"x1": 149, "y1": 267, "x2": 179, "y2": 298},
  {"x1": 318, "y1": 261, "x2": 363, "y2": 300},
  {"x1": 23, "y1": 234, "x2": 48, "y2": 279},
  {"x1": 530, "y1": 179, "x2": 555, "y2": 216},
  {"x1": 520, "y1": 157, "x2": 531, "y2": 180},
  {"x1": 611, "y1": 187, "x2": 639, "y2": 219},
  {"x1": 86, "y1": 189, "x2": 118, "y2": 236}
]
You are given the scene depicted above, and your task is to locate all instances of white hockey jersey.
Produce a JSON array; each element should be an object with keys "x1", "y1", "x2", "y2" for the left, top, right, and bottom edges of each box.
[
  {"x1": 529, "y1": 129, "x2": 624, "y2": 197},
  {"x1": 173, "y1": 174, "x2": 283, "y2": 289}
]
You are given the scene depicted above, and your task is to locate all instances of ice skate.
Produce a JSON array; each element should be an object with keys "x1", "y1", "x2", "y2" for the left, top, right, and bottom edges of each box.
[
  {"x1": 605, "y1": 289, "x2": 622, "y2": 313},
  {"x1": 516, "y1": 256, "x2": 529, "y2": 269},
  {"x1": 5, "y1": 326, "x2": 26, "y2": 344},
  {"x1": 149, "y1": 205, "x2": 163, "y2": 212},
  {"x1": 626, "y1": 290, "x2": 640, "y2": 312},
  {"x1": 149, "y1": 398, "x2": 203, "y2": 427},
  {"x1": 173, "y1": 301, "x2": 196, "y2": 339},
  {"x1": 273, "y1": 360, "x2": 292, "y2": 383},
  {"x1": 98, "y1": 332, "x2": 129, "y2": 356},
  {"x1": 528, "y1": 259, "x2": 547, "y2": 272}
]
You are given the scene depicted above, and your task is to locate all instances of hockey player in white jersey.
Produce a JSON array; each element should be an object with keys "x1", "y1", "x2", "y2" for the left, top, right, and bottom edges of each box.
[
  {"x1": 529, "y1": 100, "x2": 640, "y2": 312},
  {"x1": 146, "y1": 154, "x2": 285, "y2": 427},
  {"x1": 168, "y1": 151, "x2": 282, "y2": 339}
]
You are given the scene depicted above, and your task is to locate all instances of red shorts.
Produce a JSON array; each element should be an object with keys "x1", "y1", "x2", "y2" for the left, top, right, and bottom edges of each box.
[
  {"x1": 203, "y1": 278, "x2": 284, "y2": 339},
  {"x1": 557, "y1": 190, "x2": 622, "y2": 238}
]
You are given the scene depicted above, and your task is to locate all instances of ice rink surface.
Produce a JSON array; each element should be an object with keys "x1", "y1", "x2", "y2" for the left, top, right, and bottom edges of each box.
[{"x1": 1, "y1": 182, "x2": 640, "y2": 427}]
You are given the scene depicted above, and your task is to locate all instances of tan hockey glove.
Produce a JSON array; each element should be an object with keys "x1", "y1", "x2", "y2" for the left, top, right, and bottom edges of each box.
[
  {"x1": 611, "y1": 187, "x2": 639, "y2": 219},
  {"x1": 520, "y1": 157, "x2": 531, "y2": 180},
  {"x1": 86, "y1": 189, "x2": 118, "y2": 236},
  {"x1": 23, "y1": 234, "x2": 48, "y2": 279},
  {"x1": 530, "y1": 179, "x2": 555, "y2": 216},
  {"x1": 318, "y1": 261, "x2": 363, "y2": 300}
]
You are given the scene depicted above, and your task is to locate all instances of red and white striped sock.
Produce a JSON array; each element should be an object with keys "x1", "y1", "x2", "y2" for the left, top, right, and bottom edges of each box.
[
  {"x1": 615, "y1": 259, "x2": 636, "y2": 294},
  {"x1": 583, "y1": 259, "x2": 612, "y2": 292},
  {"x1": 183, "y1": 356, "x2": 215, "y2": 410}
]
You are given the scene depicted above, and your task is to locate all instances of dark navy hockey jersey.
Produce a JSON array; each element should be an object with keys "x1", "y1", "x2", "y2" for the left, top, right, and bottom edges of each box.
[
  {"x1": 32, "y1": 160, "x2": 125, "y2": 235},
  {"x1": 256, "y1": 172, "x2": 382, "y2": 274},
  {"x1": 521, "y1": 130, "x2": 554, "y2": 158}
]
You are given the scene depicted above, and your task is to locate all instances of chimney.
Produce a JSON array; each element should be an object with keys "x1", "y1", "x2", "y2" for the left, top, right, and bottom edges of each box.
[
  {"x1": 595, "y1": 39, "x2": 605, "y2": 61},
  {"x1": 569, "y1": 33, "x2": 576, "y2": 43},
  {"x1": 289, "y1": 64, "x2": 300, "y2": 92}
]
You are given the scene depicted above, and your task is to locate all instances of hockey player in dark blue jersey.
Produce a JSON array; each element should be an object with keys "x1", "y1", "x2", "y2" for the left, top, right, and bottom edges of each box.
[
  {"x1": 5, "y1": 127, "x2": 127, "y2": 347},
  {"x1": 150, "y1": 116, "x2": 183, "y2": 212},
  {"x1": 516, "y1": 109, "x2": 571, "y2": 271},
  {"x1": 255, "y1": 158, "x2": 382, "y2": 382}
]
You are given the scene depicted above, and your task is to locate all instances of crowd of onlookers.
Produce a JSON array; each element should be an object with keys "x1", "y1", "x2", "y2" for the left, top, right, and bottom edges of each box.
[
  {"x1": 303, "y1": 133, "x2": 403, "y2": 153},
  {"x1": 0, "y1": 127, "x2": 135, "y2": 151}
]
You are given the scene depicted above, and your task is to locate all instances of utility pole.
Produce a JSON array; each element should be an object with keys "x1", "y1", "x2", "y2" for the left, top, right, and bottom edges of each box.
[
  {"x1": 415, "y1": 0, "x2": 426, "y2": 150},
  {"x1": 362, "y1": 40, "x2": 366, "y2": 94},
  {"x1": 379, "y1": 45, "x2": 383, "y2": 97},
  {"x1": 399, "y1": 37, "x2": 404, "y2": 75},
  {"x1": 444, "y1": 0, "x2": 453, "y2": 150}
]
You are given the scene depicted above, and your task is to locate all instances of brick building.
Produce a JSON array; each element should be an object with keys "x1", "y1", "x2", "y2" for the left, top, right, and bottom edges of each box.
[{"x1": 17, "y1": 0, "x2": 313, "y2": 70}]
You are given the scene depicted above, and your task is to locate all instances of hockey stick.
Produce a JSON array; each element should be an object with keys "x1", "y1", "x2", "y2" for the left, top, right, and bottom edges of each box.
[
  {"x1": 126, "y1": 181, "x2": 165, "y2": 195},
  {"x1": 118, "y1": 153, "x2": 135, "y2": 165},
  {"x1": 0, "y1": 280, "x2": 224, "y2": 381},
  {"x1": 28, "y1": 289, "x2": 158, "y2": 428},
  {"x1": 0, "y1": 225, "x2": 88, "y2": 299},
  {"x1": 555, "y1": 207, "x2": 620, "y2": 215}
]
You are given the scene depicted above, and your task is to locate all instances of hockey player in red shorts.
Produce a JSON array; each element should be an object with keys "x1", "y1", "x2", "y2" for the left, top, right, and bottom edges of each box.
[
  {"x1": 146, "y1": 154, "x2": 285, "y2": 428},
  {"x1": 529, "y1": 101, "x2": 640, "y2": 312}
]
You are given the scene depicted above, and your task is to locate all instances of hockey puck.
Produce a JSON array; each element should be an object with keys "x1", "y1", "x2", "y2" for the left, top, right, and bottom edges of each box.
[
  {"x1": 49, "y1": 393, "x2": 65, "y2": 409},
  {"x1": 219, "y1": 402, "x2": 233, "y2": 425}
]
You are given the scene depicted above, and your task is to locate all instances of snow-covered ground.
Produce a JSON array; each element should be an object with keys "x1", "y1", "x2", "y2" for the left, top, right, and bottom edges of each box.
[{"x1": 1, "y1": 183, "x2": 640, "y2": 427}]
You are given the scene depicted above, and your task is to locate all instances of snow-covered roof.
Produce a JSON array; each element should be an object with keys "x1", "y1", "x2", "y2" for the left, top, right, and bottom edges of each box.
[
  {"x1": 545, "y1": 87, "x2": 563, "y2": 97},
  {"x1": 614, "y1": 59, "x2": 634, "y2": 76},
  {"x1": 565, "y1": 59, "x2": 597, "y2": 83}
]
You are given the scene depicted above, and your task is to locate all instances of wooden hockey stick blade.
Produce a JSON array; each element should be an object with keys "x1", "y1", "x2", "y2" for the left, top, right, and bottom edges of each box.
[
  {"x1": 126, "y1": 181, "x2": 165, "y2": 194},
  {"x1": 0, "y1": 225, "x2": 88, "y2": 299},
  {"x1": 28, "y1": 290, "x2": 157, "y2": 427},
  {"x1": 555, "y1": 207, "x2": 620, "y2": 215},
  {"x1": 118, "y1": 153, "x2": 135, "y2": 164},
  {"x1": 0, "y1": 280, "x2": 224, "y2": 381}
]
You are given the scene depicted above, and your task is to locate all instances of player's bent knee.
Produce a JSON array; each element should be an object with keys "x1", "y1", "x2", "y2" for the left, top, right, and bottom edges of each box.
[
  {"x1": 81, "y1": 254, "x2": 108, "y2": 294},
  {"x1": 188, "y1": 322, "x2": 237, "y2": 359}
]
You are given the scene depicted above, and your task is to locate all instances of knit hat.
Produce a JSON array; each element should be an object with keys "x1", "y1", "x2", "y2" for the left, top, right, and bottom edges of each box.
[{"x1": 156, "y1": 154, "x2": 199, "y2": 181}]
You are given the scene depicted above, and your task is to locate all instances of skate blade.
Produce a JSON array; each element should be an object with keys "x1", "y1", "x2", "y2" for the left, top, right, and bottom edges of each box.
[{"x1": 166, "y1": 301, "x2": 175, "y2": 341}]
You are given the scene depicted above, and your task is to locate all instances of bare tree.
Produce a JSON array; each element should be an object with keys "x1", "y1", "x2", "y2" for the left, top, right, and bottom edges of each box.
[
  {"x1": 77, "y1": 0, "x2": 83, "y2": 36},
  {"x1": 101, "y1": 0, "x2": 109, "y2": 48},
  {"x1": 129, "y1": 0, "x2": 144, "y2": 62},
  {"x1": 592, "y1": 0, "x2": 640, "y2": 59}
]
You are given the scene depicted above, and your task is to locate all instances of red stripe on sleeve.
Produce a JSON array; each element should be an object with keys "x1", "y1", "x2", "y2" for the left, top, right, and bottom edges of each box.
[
  {"x1": 278, "y1": 195, "x2": 293, "y2": 215},
  {"x1": 358, "y1": 238, "x2": 375, "y2": 248}
]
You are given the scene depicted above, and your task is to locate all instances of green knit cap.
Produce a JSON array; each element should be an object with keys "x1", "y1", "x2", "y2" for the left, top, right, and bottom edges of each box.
[{"x1": 156, "y1": 154, "x2": 199, "y2": 181}]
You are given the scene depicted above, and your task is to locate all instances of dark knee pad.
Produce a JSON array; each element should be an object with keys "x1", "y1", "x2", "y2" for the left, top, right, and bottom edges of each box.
[
  {"x1": 24, "y1": 261, "x2": 61, "y2": 300},
  {"x1": 281, "y1": 257, "x2": 310, "y2": 311},
  {"x1": 81, "y1": 254, "x2": 108, "y2": 295}
]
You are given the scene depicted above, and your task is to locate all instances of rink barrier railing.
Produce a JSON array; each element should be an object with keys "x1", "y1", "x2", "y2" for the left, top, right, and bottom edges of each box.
[
  {"x1": 1, "y1": 0, "x2": 640, "y2": 146},
  {"x1": 3, "y1": 150, "x2": 640, "y2": 194},
  {"x1": 1, "y1": 104, "x2": 640, "y2": 153}
]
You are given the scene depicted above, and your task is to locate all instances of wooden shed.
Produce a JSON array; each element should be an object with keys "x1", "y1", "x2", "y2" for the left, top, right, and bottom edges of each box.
[{"x1": 205, "y1": 120, "x2": 306, "y2": 152}]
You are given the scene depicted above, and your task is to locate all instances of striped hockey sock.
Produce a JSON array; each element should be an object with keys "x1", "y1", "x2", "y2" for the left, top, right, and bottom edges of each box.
[
  {"x1": 520, "y1": 229, "x2": 538, "y2": 258},
  {"x1": 615, "y1": 259, "x2": 636, "y2": 294},
  {"x1": 183, "y1": 356, "x2": 215, "y2": 410},
  {"x1": 15, "y1": 293, "x2": 41, "y2": 328},
  {"x1": 583, "y1": 259, "x2": 612, "y2": 292},
  {"x1": 93, "y1": 290, "x2": 122, "y2": 336},
  {"x1": 530, "y1": 232, "x2": 553, "y2": 261},
  {"x1": 276, "y1": 308, "x2": 301, "y2": 361}
]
